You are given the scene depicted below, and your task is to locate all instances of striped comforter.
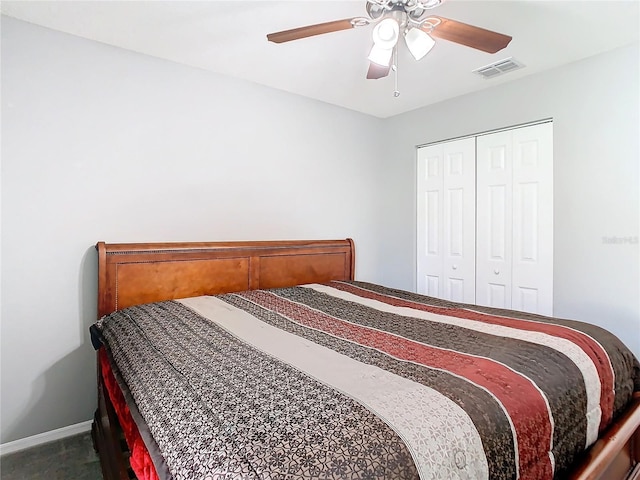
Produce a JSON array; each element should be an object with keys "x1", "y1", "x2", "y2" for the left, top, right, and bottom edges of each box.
[{"x1": 95, "y1": 281, "x2": 640, "y2": 480}]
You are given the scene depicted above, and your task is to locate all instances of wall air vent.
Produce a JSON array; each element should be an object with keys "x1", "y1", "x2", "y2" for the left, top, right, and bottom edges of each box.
[{"x1": 473, "y1": 57, "x2": 525, "y2": 79}]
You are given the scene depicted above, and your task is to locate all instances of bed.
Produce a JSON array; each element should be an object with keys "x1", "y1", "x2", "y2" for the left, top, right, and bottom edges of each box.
[{"x1": 90, "y1": 238, "x2": 640, "y2": 480}]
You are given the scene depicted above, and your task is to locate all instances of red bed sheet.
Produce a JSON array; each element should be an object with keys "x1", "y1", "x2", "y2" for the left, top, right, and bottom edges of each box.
[{"x1": 99, "y1": 347, "x2": 159, "y2": 480}]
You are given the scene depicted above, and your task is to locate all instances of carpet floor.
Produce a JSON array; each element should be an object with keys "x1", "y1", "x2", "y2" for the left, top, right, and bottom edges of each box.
[{"x1": 1, "y1": 431, "x2": 102, "y2": 480}]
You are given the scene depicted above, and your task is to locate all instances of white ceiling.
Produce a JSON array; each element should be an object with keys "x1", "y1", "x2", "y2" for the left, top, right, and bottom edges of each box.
[{"x1": 2, "y1": 0, "x2": 638, "y2": 118}]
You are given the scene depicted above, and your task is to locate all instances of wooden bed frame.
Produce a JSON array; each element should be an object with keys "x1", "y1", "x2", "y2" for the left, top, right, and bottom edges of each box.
[{"x1": 91, "y1": 239, "x2": 640, "y2": 480}]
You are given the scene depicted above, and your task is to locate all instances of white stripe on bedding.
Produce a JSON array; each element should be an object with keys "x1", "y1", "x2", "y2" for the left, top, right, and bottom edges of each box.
[
  {"x1": 178, "y1": 295, "x2": 490, "y2": 480},
  {"x1": 304, "y1": 283, "x2": 602, "y2": 447}
]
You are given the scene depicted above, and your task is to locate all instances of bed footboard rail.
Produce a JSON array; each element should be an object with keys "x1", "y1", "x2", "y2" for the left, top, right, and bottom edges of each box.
[{"x1": 570, "y1": 392, "x2": 640, "y2": 480}]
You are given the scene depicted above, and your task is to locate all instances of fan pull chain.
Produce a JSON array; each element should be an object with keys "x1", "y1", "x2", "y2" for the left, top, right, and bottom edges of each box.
[{"x1": 392, "y1": 47, "x2": 400, "y2": 97}]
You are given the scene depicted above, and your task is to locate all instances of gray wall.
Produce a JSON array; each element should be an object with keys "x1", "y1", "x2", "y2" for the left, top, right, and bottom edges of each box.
[
  {"x1": 0, "y1": 16, "x2": 386, "y2": 444},
  {"x1": 380, "y1": 42, "x2": 640, "y2": 358}
]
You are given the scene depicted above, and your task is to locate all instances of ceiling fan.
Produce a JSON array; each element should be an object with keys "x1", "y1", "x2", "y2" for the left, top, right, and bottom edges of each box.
[{"x1": 266, "y1": 0, "x2": 512, "y2": 81}]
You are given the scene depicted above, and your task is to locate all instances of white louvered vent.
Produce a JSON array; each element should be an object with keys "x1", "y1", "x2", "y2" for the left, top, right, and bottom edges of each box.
[{"x1": 473, "y1": 57, "x2": 525, "y2": 79}]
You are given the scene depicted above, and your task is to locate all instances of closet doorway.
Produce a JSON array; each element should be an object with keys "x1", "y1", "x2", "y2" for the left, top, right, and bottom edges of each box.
[{"x1": 416, "y1": 121, "x2": 553, "y2": 315}]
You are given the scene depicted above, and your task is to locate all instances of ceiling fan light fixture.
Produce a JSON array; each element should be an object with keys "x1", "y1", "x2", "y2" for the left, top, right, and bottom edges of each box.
[
  {"x1": 372, "y1": 17, "x2": 400, "y2": 49},
  {"x1": 421, "y1": 0, "x2": 443, "y2": 9},
  {"x1": 368, "y1": 44, "x2": 394, "y2": 67},
  {"x1": 404, "y1": 27, "x2": 435, "y2": 60}
]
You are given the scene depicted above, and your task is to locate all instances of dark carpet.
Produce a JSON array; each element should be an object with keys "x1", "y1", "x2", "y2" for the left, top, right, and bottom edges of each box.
[{"x1": 1, "y1": 431, "x2": 102, "y2": 480}]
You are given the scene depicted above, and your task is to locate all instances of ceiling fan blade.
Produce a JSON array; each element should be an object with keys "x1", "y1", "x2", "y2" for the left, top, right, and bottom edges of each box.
[
  {"x1": 427, "y1": 16, "x2": 512, "y2": 54},
  {"x1": 366, "y1": 62, "x2": 391, "y2": 80},
  {"x1": 267, "y1": 18, "x2": 359, "y2": 44}
]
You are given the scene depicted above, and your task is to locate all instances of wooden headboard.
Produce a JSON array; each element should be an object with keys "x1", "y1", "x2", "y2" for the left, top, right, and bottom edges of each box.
[{"x1": 96, "y1": 239, "x2": 355, "y2": 318}]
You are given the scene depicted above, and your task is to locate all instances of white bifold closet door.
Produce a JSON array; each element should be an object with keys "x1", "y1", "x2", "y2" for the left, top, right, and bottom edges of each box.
[
  {"x1": 416, "y1": 137, "x2": 476, "y2": 303},
  {"x1": 417, "y1": 121, "x2": 553, "y2": 315},
  {"x1": 476, "y1": 122, "x2": 553, "y2": 315}
]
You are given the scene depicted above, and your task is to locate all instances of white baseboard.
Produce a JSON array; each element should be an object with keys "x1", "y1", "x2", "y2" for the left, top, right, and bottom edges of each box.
[{"x1": 0, "y1": 420, "x2": 93, "y2": 456}]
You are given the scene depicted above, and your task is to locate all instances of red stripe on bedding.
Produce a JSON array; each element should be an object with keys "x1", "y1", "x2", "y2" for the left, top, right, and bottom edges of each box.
[
  {"x1": 99, "y1": 348, "x2": 159, "y2": 480},
  {"x1": 239, "y1": 290, "x2": 554, "y2": 479},
  {"x1": 330, "y1": 281, "x2": 615, "y2": 431}
]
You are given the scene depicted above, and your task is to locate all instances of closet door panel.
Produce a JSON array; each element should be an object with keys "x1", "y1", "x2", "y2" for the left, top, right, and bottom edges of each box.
[
  {"x1": 417, "y1": 144, "x2": 444, "y2": 297},
  {"x1": 476, "y1": 131, "x2": 513, "y2": 309},
  {"x1": 442, "y1": 138, "x2": 476, "y2": 303},
  {"x1": 512, "y1": 123, "x2": 553, "y2": 315},
  {"x1": 417, "y1": 138, "x2": 476, "y2": 302}
]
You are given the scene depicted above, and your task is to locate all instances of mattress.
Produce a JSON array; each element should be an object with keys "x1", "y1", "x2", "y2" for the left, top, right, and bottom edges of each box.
[{"x1": 93, "y1": 281, "x2": 640, "y2": 480}]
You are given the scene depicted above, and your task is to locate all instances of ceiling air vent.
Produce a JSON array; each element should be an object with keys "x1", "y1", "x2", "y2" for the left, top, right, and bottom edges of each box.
[{"x1": 473, "y1": 57, "x2": 525, "y2": 79}]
